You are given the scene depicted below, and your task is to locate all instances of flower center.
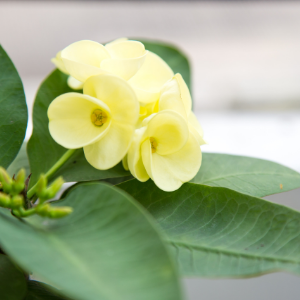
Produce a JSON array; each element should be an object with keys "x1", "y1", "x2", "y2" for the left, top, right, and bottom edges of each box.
[
  {"x1": 91, "y1": 109, "x2": 107, "y2": 127},
  {"x1": 150, "y1": 137, "x2": 158, "y2": 153}
]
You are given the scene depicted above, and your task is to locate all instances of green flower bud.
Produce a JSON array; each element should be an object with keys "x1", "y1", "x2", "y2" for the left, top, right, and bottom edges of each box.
[
  {"x1": 36, "y1": 175, "x2": 48, "y2": 200},
  {"x1": 0, "y1": 192, "x2": 11, "y2": 208},
  {"x1": 10, "y1": 168, "x2": 26, "y2": 195},
  {"x1": 36, "y1": 203, "x2": 50, "y2": 217},
  {"x1": 0, "y1": 167, "x2": 12, "y2": 193},
  {"x1": 46, "y1": 206, "x2": 73, "y2": 219},
  {"x1": 46, "y1": 177, "x2": 65, "y2": 199},
  {"x1": 11, "y1": 195, "x2": 24, "y2": 209}
]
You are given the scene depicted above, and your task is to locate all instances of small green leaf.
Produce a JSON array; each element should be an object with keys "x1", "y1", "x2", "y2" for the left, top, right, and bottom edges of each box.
[
  {"x1": 119, "y1": 179, "x2": 300, "y2": 278},
  {"x1": 191, "y1": 153, "x2": 300, "y2": 197},
  {"x1": 136, "y1": 39, "x2": 191, "y2": 92},
  {"x1": 0, "y1": 45, "x2": 28, "y2": 169},
  {"x1": 0, "y1": 254, "x2": 27, "y2": 299},
  {"x1": 27, "y1": 70, "x2": 130, "y2": 188},
  {"x1": 25, "y1": 281, "x2": 69, "y2": 300},
  {"x1": 0, "y1": 182, "x2": 182, "y2": 300}
]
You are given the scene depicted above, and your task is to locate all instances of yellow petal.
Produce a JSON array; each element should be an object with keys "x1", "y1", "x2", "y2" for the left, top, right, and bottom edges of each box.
[
  {"x1": 145, "y1": 110, "x2": 189, "y2": 155},
  {"x1": 105, "y1": 37, "x2": 128, "y2": 47},
  {"x1": 100, "y1": 54, "x2": 147, "y2": 81},
  {"x1": 128, "y1": 51, "x2": 174, "y2": 103},
  {"x1": 127, "y1": 127, "x2": 149, "y2": 182},
  {"x1": 83, "y1": 122, "x2": 135, "y2": 170},
  {"x1": 188, "y1": 111, "x2": 203, "y2": 137},
  {"x1": 61, "y1": 40, "x2": 110, "y2": 82},
  {"x1": 142, "y1": 133, "x2": 202, "y2": 192},
  {"x1": 188, "y1": 112, "x2": 206, "y2": 146},
  {"x1": 159, "y1": 73, "x2": 192, "y2": 121},
  {"x1": 159, "y1": 76, "x2": 188, "y2": 120},
  {"x1": 105, "y1": 40, "x2": 145, "y2": 59},
  {"x1": 51, "y1": 51, "x2": 68, "y2": 74},
  {"x1": 102, "y1": 41, "x2": 147, "y2": 80},
  {"x1": 83, "y1": 74, "x2": 139, "y2": 126},
  {"x1": 48, "y1": 93, "x2": 111, "y2": 149},
  {"x1": 67, "y1": 76, "x2": 84, "y2": 90},
  {"x1": 175, "y1": 73, "x2": 192, "y2": 115},
  {"x1": 122, "y1": 154, "x2": 129, "y2": 171}
]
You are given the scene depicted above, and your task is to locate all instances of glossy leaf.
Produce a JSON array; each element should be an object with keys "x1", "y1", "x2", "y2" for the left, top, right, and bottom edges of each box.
[
  {"x1": 0, "y1": 45, "x2": 28, "y2": 168},
  {"x1": 119, "y1": 179, "x2": 300, "y2": 277},
  {"x1": 137, "y1": 39, "x2": 191, "y2": 91},
  {"x1": 27, "y1": 70, "x2": 130, "y2": 188},
  {"x1": 25, "y1": 281, "x2": 69, "y2": 300},
  {"x1": 0, "y1": 254, "x2": 27, "y2": 299},
  {"x1": 191, "y1": 153, "x2": 300, "y2": 197},
  {"x1": 0, "y1": 182, "x2": 182, "y2": 300}
]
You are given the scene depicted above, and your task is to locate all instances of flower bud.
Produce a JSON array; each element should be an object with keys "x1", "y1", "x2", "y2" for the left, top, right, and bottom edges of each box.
[
  {"x1": 11, "y1": 195, "x2": 24, "y2": 209},
  {"x1": 36, "y1": 175, "x2": 48, "y2": 200},
  {"x1": 36, "y1": 203, "x2": 50, "y2": 217},
  {"x1": 46, "y1": 177, "x2": 65, "y2": 199},
  {"x1": 46, "y1": 206, "x2": 73, "y2": 219},
  {"x1": 11, "y1": 168, "x2": 26, "y2": 195},
  {"x1": 0, "y1": 167, "x2": 12, "y2": 193},
  {"x1": 0, "y1": 192, "x2": 11, "y2": 208}
]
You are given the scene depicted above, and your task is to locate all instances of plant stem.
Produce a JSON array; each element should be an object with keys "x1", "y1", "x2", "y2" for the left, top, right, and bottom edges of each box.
[{"x1": 27, "y1": 149, "x2": 77, "y2": 199}]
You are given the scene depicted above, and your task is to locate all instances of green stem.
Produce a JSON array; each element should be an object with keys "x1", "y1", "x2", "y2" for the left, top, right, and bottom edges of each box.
[
  {"x1": 13, "y1": 207, "x2": 36, "y2": 218},
  {"x1": 27, "y1": 149, "x2": 77, "y2": 199}
]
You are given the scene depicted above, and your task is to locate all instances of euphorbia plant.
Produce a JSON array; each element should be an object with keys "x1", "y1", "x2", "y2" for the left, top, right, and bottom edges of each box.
[{"x1": 0, "y1": 38, "x2": 299, "y2": 300}]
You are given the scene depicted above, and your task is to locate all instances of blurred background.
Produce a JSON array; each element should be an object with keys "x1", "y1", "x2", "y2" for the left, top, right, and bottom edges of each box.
[{"x1": 1, "y1": 1, "x2": 300, "y2": 299}]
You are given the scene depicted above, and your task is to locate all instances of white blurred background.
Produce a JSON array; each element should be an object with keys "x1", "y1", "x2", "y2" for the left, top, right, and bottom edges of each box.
[{"x1": 1, "y1": 1, "x2": 300, "y2": 299}]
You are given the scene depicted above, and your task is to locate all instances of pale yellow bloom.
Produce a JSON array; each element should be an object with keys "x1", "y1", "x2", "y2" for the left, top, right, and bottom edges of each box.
[
  {"x1": 159, "y1": 73, "x2": 205, "y2": 146},
  {"x1": 48, "y1": 74, "x2": 139, "y2": 170},
  {"x1": 127, "y1": 110, "x2": 202, "y2": 191},
  {"x1": 60, "y1": 39, "x2": 146, "y2": 83}
]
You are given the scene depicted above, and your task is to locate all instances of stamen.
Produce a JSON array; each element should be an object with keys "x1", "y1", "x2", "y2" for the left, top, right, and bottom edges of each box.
[
  {"x1": 150, "y1": 137, "x2": 158, "y2": 153},
  {"x1": 91, "y1": 109, "x2": 107, "y2": 127}
]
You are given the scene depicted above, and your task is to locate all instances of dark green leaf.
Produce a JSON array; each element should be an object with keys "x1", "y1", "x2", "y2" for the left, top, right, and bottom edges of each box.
[
  {"x1": 119, "y1": 179, "x2": 300, "y2": 278},
  {"x1": 0, "y1": 45, "x2": 28, "y2": 169},
  {"x1": 27, "y1": 70, "x2": 130, "y2": 188},
  {"x1": 136, "y1": 39, "x2": 191, "y2": 92},
  {"x1": 25, "y1": 281, "x2": 69, "y2": 300},
  {"x1": 191, "y1": 153, "x2": 300, "y2": 197},
  {"x1": 0, "y1": 254, "x2": 27, "y2": 299},
  {"x1": 0, "y1": 182, "x2": 182, "y2": 300},
  {"x1": 7, "y1": 143, "x2": 30, "y2": 177}
]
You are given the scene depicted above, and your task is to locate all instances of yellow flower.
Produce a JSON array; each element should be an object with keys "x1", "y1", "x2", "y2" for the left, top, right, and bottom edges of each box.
[
  {"x1": 159, "y1": 73, "x2": 205, "y2": 146},
  {"x1": 54, "y1": 39, "x2": 147, "y2": 86},
  {"x1": 127, "y1": 110, "x2": 202, "y2": 191},
  {"x1": 48, "y1": 74, "x2": 139, "y2": 170}
]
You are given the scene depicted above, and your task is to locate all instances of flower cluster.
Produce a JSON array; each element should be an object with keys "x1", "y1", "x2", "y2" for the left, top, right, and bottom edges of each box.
[{"x1": 49, "y1": 38, "x2": 205, "y2": 191}]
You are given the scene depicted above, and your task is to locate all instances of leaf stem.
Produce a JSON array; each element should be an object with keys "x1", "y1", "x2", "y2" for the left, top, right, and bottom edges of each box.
[{"x1": 27, "y1": 149, "x2": 77, "y2": 199}]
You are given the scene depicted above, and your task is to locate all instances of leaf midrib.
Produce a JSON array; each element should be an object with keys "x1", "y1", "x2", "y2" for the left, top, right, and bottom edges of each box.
[
  {"x1": 166, "y1": 239, "x2": 300, "y2": 265},
  {"x1": 198, "y1": 172, "x2": 300, "y2": 185},
  {"x1": 37, "y1": 232, "x2": 119, "y2": 300}
]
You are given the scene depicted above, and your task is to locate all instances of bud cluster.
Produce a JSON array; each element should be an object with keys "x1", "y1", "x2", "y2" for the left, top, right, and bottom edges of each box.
[{"x1": 0, "y1": 168, "x2": 72, "y2": 219}]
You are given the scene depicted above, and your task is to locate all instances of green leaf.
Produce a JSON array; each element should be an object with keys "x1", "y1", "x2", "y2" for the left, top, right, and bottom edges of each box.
[
  {"x1": 136, "y1": 39, "x2": 191, "y2": 92},
  {"x1": 119, "y1": 179, "x2": 300, "y2": 278},
  {"x1": 7, "y1": 143, "x2": 30, "y2": 177},
  {"x1": 191, "y1": 153, "x2": 300, "y2": 197},
  {"x1": 0, "y1": 45, "x2": 28, "y2": 169},
  {"x1": 0, "y1": 254, "x2": 27, "y2": 299},
  {"x1": 27, "y1": 70, "x2": 130, "y2": 188},
  {"x1": 0, "y1": 182, "x2": 182, "y2": 300},
  {"x1": 25, "y1": 281, "x2": 69, "y2": 300}
]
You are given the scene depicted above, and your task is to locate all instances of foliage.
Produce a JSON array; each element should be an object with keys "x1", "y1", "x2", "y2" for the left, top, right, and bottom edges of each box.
[{"x1": 0, "y1": 39, "x2": 299, "y2": 300}]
